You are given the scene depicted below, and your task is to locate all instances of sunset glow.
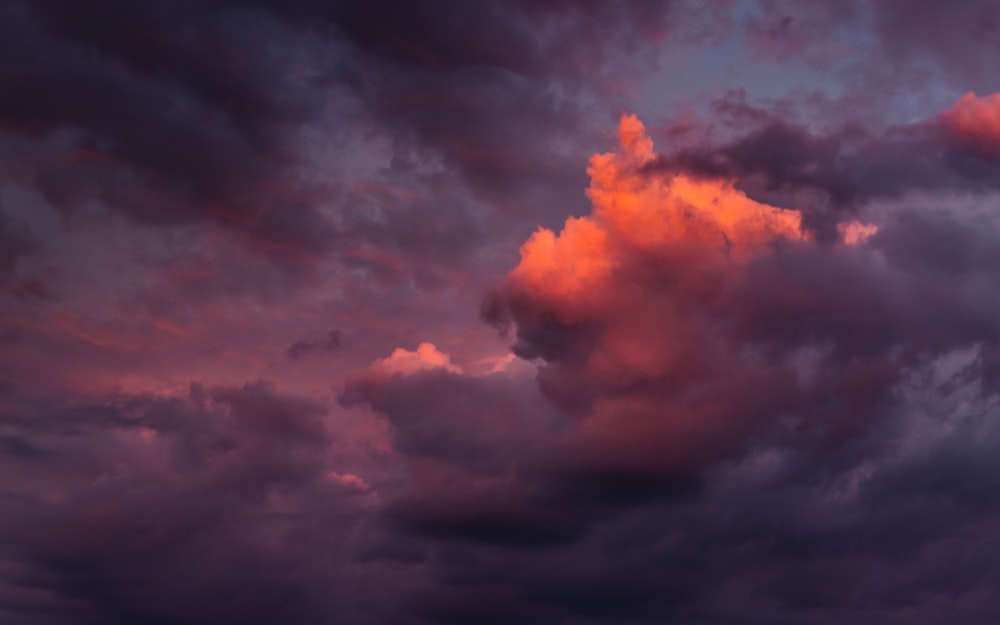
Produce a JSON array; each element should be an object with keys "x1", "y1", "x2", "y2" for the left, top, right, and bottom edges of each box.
[{"x1": 3, "y1": 3, "x2": 1000, "y2": 625}]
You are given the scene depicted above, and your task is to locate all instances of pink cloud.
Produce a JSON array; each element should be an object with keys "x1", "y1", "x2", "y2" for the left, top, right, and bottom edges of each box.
[
  {"x1": 372, "y1": 342, "x2": 462, "y2": 376},
  {"x1": 941, "y1": 91, "x2": 1000, "y2": 158}
]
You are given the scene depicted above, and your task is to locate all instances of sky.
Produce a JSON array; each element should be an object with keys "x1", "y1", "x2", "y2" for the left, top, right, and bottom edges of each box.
[{"x1": 2, "y1": 1, "x2": 1000, "y2": 624}]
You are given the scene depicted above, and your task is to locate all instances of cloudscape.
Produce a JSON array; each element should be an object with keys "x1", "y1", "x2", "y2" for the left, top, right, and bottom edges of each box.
[{"x1": 3, "y1": 2, "x2": 1000, "y2": 624}]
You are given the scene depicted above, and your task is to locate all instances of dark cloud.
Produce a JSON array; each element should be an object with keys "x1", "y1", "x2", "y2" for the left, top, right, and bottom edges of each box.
[
  {"x1": 0, "y1": 0, "x2": 682, "y2": 274},
  {"x1": 0, "y1": 207, "x2": 35, "y2": 277},
  {"x1": 740, "y1": 1, "x2": 1000, "y2": 96},
  {"x1": 318, "y1": 0, "x2": 674, "y2": 207},
  {"x1": 5, "y1": 278, "x2": 55, "y2": 303},
  {"x1": 0, "y1": 382, "x2": 391, "y2": 625},
  {"x1": 0, "y1": 1, "x2": 335, "y2": 264},
  {"x1": 341, "y1": 365, "x2": 587, "y2": 547},
  {"x1": 644, "y1": 97, "x2": 1000, "y2": 237},
  {"x1": 869, "y1": 0, "x2": 1000, "y2": 92},
  {"x1": 5, "y1": 3, "x2": 1000, "y2": 625},
  {"x1": 342, "y1": 353, "x2": 1000, "y2": 625},
  {"x1": 341, "y1": 367, "x2": 561, "y2": 472},
  {"x1": 287, "y1": 330, "x2": 343, "y2": 360}
]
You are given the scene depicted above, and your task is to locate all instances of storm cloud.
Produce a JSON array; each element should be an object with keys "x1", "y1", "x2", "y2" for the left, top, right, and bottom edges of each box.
[{"x1": 2, "y1": 2, "x2": 1000, "y2": 625}]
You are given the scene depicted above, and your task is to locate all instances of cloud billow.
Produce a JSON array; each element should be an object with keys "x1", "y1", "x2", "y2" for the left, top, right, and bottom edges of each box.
[{"x1": 351, "y1": 111, "x2": 1000, "y2": 624}]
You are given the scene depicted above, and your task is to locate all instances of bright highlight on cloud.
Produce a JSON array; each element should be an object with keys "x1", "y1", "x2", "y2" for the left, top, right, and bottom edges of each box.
[
  {"x1": 588, "y1": 116, "x2": 804, "y2": 250},
  {"x1": 512, "y1": 115, "x2": 804, "y2": 302},
  {"x1": 941, "y1": 91, "x2": 1000, "y2": 158},
  {"x1": 372, "y1": 342, "x2": 462, "y2": 376}
]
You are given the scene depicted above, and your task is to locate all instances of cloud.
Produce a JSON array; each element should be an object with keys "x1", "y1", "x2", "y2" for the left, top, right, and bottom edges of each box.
[
  {"x1": 8, "y1": 104, "x2": 1000, "y2": 625},
  {"x1": 323, "y1": 115, "x2": 1000, "y2": 623},
  {"x1": 0, "y1": 0, "x2": 685, "y2": 277},
  {"x1": 370, "y1": 342, "x2": 462, "y2": 376},
  {"x1": 346, "y1": 188, "x2": 1000, "y2": 622},
  {"x1": 342, "y1": 343, "x2": 559, "y2": 474},
  {"x1": 333, "y1": 114, "x2": 1000, "y2": 557},
  {"x1": 0, "y1": 206, "x2": 35, "y2": 277},
  {"x1": 486, "y1": 116, "x2": 813, "y2": 481},
  {"x1": 941, "y1": 91, "x2": 1000, "y2": 159},
  {"x1": 328, "y1": 471, "x2": 373, "y2": 494},
  {"x1": 640, "y1": 92, "x2": 1000, "y2": 237},
  {"x1": 868, "y1": 0, "x2": 1000, "y2": 92},
  {"x1": 6, "y1": 5, "x2": 1000, "y2": 624},
  {"x1": 287, "y1": 330, "x2": 344, "y2": 360},
  {"x1": 474, "y1": 113, "x2": 1000, "y2": 541},
  {"x1": 740, "y1": 1, "x2": 1000, "y2": 98},
  {"x1": 0, "y1": 1, "x2": 340, "y2": 266},
  {"x1": 0, "y1": 381, "x2": 392, "y2": 625}
]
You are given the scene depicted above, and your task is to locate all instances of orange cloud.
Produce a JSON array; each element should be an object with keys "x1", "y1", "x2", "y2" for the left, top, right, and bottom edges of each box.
[
  {"x1": 509, "y1": 115, "x2": 804, "y2": 307},
  {"x1": 489, "y1": 115, "x2": 900, "y2": 477},
  {"x1": 941, "y1": 92, "x2": 1000, "y2": 158}
]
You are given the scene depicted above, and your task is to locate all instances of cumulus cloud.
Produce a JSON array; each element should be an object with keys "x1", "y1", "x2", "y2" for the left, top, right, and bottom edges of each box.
[
  {"x1": 349, "y1": 112, "x2": 1000, "y2": 624},
  {"x1": 488, "y1": 115, "x2": 881, "y2": 481}
]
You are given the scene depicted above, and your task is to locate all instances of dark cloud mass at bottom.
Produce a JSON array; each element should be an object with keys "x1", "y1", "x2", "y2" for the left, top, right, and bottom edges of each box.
[{"x1": 2, "y1": 1, "x2": 1000, "y2": 624}]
